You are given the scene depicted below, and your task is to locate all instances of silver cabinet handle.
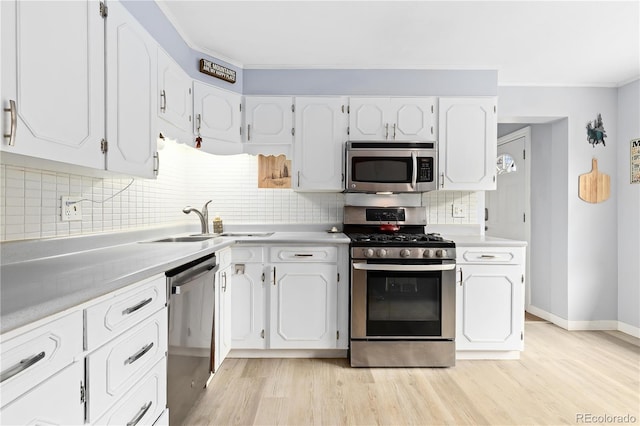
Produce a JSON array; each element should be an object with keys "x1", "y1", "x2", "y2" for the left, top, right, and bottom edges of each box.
[
  {"x1": 293, "y1": 254, "x2": 314, "y2": 257},
  {"x1": 431, "y1": 125, "x2": 434, "y2": 135},
  {"x1": 247, "y1": 124, "x2": 251, "y2": 141},
  {"x1": 122, "y1": 298, "x2": 153, "y2": 316},
  {"x1": 459, "y1": 268, "x2": 463, "y2": 286},
  {"x1": 392, "y1": 123, "x2": 396, "y2": 139},
  {"x1": 222, "y1": 272, "x2": 227, "y2": 292},
  {"x1": 153, "y1": 152, "x2": 160, "y2": 176},
  {"x1": 385, "y1": 123, "x2": 389, "y2": 139},
  {"x1": 125, "y1": 342, "x2": 154, "y2": 365},
  {"x1": 440, "y1": 172, "x2": 444, "y2": 188},
  {"x1": 160, "y1": 90, "x2": 166, "y2": 113},
  {"x1": 0, "y1": 351, "x2": 45, "y2": 383},
  {"x1": 196, "y1": 113, "x2": 202, "y2": 132},
  {"x1": 126, "y1": 401, "x2": 152, "y2": 426},
  {"x1": 480, "y1": 255, "x2": 497, "y2": 259},
  {"x1": 297, "y1": 171, "x2": 300, "y2": 187},
  {"x1": 272, "y1": 266, "x2": 276, "y2": 286},
  {"x1": 4, "y1": 100, "x2": 17, "y2": 146}
]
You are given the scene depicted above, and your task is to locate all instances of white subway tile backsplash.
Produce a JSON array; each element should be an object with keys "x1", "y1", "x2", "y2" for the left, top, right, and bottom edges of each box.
[{"x1": 1, "y1": 142, "x2": 480, "y2": 241}]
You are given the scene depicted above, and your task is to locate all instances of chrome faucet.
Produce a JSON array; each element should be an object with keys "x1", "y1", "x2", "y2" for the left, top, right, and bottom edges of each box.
[{"x1": 182, "y1": 200, "x2": 212, "y2": 234}]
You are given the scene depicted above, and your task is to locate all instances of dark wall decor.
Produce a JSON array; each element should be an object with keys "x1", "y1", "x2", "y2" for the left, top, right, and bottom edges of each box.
[
  {"x1": 586, "y1": 113, "x2": 607, "y2": 147},
  {"x1": 199, "y1": 58, "x2": 236, "y2": 84}
]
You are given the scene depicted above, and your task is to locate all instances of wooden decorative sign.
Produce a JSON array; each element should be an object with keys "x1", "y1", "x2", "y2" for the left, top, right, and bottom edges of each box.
[{"x1": 199, "y1": 58, "x2": 236, "y2": 83}]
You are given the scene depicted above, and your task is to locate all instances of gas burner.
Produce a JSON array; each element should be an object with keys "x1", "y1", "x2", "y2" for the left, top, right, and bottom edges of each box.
[{"x1": 348, "y1": 232, "x2": 447, "y2": 244}]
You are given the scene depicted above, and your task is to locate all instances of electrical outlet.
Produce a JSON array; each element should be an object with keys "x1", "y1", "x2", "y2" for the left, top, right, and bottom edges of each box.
[
  {"x1": 61, "y1": 196, "x2": 83, "y2": 221},
  {"x1": 452, "y1": 204, "x2": 465, "y2": 218}
]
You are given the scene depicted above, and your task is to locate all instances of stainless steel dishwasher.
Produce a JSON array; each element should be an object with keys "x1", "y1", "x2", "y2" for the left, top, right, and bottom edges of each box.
[{"x1": 166, "y1": 253, "x2": 218, "y2": 425}]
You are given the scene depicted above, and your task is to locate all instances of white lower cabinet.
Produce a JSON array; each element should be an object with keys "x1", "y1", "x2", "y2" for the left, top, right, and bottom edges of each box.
[
  {"x1": 456, "y1": 246, "x2": 525, "y2": 355},
  {"x1": 0, "y1": 361, "x2": 85, "y2": 425},
  {"x1": 230, "y1": 244, "x2": 347, "y2": 352},
  {"x1": 214, "y1": 247, "x2": 233, "y2": 371}
]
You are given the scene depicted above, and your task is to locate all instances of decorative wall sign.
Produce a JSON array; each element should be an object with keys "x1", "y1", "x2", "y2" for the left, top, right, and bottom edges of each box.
[
  {"x1": 631, "y1": 138, "x2": 640, "y2": 184},
  {"x1": 586, "y1": 113, "x2": 607, "y2": 147},
  {"x1": 199, "y1": 58, "x2": 236, "y2": 84},
  {"x1": 258, "y1": 155, "x2": 291, "y2": 189}
]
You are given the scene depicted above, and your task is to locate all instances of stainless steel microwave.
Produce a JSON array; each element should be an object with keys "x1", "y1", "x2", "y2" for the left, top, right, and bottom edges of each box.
[{"x1": 346, "y1": 142, "x2": 437, "y2": 193}]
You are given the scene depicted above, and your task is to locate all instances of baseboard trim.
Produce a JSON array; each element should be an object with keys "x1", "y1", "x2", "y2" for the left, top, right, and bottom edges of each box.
[
  {"x1": 526, "y1": 305, "x2": 640, "y2": 338},
  {"x1": 456, "y1": 350, "x2": 520, "y2": 360},
  {"x1": 228, "y1": 349, "x2": 348, "y2": 358}
]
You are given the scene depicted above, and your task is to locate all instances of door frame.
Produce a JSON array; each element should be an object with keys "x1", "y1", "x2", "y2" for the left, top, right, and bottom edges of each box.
[{"x1": 491, "y1": 126, "x2": 532, "y2": 308}]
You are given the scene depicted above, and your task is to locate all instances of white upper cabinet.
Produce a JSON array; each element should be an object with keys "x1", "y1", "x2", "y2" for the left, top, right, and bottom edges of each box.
[
  {"x1": 244, "y1": 96, "x2": 293, "y2": 145},
  {"x1": 293, "y1": 97, "x2": 348, "y2": 191},
  {"x1": 193, "y1": 81, "x2": 242, "y2": 154},
  {"x1": 157, "y1": 47, "x2": 192, "y2": 142},
  {"x1": 105, "y1": 0, "x2": 158, "y2": 179},
  {"x1": 349, "y1": 97, "x2": 436, "y2": 141},
  {"x1": 438, "y1": 97, "x2": 497, "y2": 190},
  {"x1": 0, "y1": 0, "x2": 105, "y2": 169}
]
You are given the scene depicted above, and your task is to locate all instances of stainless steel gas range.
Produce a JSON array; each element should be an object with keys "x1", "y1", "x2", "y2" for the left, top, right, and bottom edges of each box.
[{"x1": 344, "y1": 206, "x2": 456, "y2": 367}]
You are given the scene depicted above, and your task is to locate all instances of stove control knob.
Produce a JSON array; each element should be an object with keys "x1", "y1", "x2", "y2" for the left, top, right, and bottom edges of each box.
[
  {"x1": 400, "y1": 249, "x2": 411, "y2": 258},
  {"x1": 423, "y1": 249, "x2": 434, "y2": 258},
  {"x1": 376, "y1": 249, "x2": 388, "y2": 258},
  {"x1": 436, "y1": 249, "x2": 448, "y2": 258},
  {"x1": 363, "y1": 248, "x2": 375, "y2": 258}
]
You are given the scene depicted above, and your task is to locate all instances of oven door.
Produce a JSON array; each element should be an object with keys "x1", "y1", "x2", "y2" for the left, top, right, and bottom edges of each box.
[
  {"x1": 351, "y1": 260, "x2": 456, "y2": 340},
  {"x1": 346, "y1": 146, "x2": 437, "y2": 193}
]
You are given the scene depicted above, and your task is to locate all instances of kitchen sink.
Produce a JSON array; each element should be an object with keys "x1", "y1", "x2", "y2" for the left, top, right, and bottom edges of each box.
[
  {"x1": 147, "y1": 235, "x2": 217, "y2": 242},
  {"x1": 219, "y1": 232, "x2": 274, "y2": 237}
]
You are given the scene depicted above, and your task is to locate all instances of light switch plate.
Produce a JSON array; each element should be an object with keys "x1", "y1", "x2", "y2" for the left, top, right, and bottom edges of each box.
[
  {"x1": 61, "y1": 196, "x2": 83, "y2": 221},
  {"x1": 452, "y1": 204, "x2": 465, "y2": 218}
]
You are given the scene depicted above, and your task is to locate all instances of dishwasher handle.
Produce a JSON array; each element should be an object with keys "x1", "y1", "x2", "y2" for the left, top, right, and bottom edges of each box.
[{"x1": 171, "y1": 264, "x2": 218, "y2": 294}]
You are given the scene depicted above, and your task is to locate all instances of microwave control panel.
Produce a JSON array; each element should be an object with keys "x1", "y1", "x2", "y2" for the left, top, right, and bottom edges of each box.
[{"x1": 417, "y1": 157, "x2": 434, "y2": 182}]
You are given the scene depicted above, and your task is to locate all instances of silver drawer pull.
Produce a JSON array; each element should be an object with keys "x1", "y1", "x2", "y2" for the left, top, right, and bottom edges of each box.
[
  {"x1": 127, "y1": 401, "x2": 152, "y2": 426},
  {"x1": 293, "y1": 254, "x2": 314, "y2": 257},
  {"x1": 125, "y1": 343, "x2": 154, "y2": 365},
  {"x1": 160, "y1": 90, "x2": 166, "y2": 112},
  {"x1": 479, "y1": 255, "x2": 497, "y2": 259},
  {"x1": 4, "y1": 100, "x2": 17, "y2": 146},
  {"x1": 0, "y1": 351, "x2": 45, "y2": 383},
  {"x1": 122, "y1": 298, "x2": 153, "y2": 316}
]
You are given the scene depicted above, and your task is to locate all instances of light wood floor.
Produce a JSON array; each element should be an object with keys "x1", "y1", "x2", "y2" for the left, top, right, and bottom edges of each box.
[{"x1": 183, "y1": 323, "x2": 640, "y2": 425}]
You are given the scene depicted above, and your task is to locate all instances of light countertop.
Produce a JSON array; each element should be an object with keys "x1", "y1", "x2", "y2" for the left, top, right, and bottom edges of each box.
[
  {"x1": 446, "y1": 235, "x2": 528, "y2": 247},
  {"x1": 0, "y1": 231, "x2": 350, "y2": 335}
]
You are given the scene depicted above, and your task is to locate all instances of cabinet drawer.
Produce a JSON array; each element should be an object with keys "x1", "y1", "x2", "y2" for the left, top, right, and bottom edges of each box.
[
  {"x1": 0, "y1": 361, "x2": 84, "y2": 425},
  {"x1": 231, "y1": 246, "x2": 263, "y2": 263},
  {"x1": 91, "y1": 357, "x2": 166, "y2": 426},
  {"x1": 270, "y1": 246, "x2": 337, "y2": 263},
  {"x1": 85, "y1": 274, "x2": 166, "y2": 351},
  {"x1": 457, "y1": 247, "x2": 524, "y2": 265},
  {"x1": 87, "y1": 308, "x2": 168, "y2": 422},
  {"x1": 0, "y1": 311, "x2": 82, "y2": 407}
]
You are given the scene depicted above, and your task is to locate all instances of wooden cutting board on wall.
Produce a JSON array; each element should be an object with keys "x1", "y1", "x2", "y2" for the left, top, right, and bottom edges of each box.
[{"x1": 578, "y1": 158, "x2": 610, "y2": 203}]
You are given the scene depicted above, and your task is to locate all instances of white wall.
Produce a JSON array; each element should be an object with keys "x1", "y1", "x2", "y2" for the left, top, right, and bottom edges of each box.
[
  {"x1": 498, "y1": 86, "x2": 619, "y2": 323},
  {"x1": 617, "y1": 80, "x2": 640, "y2": 331}
]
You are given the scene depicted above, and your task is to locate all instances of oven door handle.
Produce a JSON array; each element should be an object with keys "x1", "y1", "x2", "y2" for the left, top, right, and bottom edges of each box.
[{"x1": 353, "y1": 263, "x2": 456, "y2": 272}]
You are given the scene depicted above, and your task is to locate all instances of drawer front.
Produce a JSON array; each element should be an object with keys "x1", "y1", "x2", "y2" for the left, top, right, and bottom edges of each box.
[
  {"x1": 91, "y1": 357, "x2": 166, "y2": 426},
  {"x1": 217, "y1": 247, "x2": 232, "y2": 269},
  {"x1": 0, "y1": 361, "x2": 84, "y2": 425},
  {"x1": 85, "y1": 274, "x2": 166, "y2": 351},
  {"x1": 231, "y1": 246, "x2": 263, "y2": 263},
  {"x1": 457, "y1": 247, "x2": 524, "y2": 265},
  {"x1": 270, "y1": 246, "x2": 337, "y2": 263},
  {"x1": 0, "y1": 311, "x2": 82, "y2": 407},
  {"x1": 87, "y1": 308, "x2": 168, "y2": 422}
]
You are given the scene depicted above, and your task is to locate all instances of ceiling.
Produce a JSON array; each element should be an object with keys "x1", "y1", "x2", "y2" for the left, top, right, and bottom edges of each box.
[{"x1": 157, "y1": 1, "x2": 640, "y2": 87}]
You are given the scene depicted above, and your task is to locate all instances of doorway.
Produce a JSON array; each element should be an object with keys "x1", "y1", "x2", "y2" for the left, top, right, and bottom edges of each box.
[{"x1": 485, "y1": 126, "x2": 531, "y2": 307}]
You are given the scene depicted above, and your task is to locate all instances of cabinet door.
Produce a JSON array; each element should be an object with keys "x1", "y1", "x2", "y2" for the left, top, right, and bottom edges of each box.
[
  {"x1": 293, "y1": 97, "x2": 347, "y2": 191},
  {"x1": 157, "y1": 47, "x2": 192, "y2": 142},
  {"x1": 244, "y1": 97, "x2": 293, "y2": 144},
  {"x1": 389, "y1": 97, "x2": 436, "y2": 141},
  {"x1": 270, "y1": 263, "x2": 337, "y2": 349},
  {"x1": 193, "y1": 81, "x2": 242, "y2": 154},
  {"x1": 438, "y1": 97, "x2": 497, "y2": 190},
  {"x1": 456, "y1": 264, "x2": 523, "y2": 351},
  {"x1": 230, "y1": 263, "x2": 266, "y2": 349},
  {"x1": 214, "y1": 263, "x2": 232, "y2": 371},
  {"x1": 0, "y1": 0, "x2": 104, "y2": 169},
  {"x1": 105, "y1": 0, "x2": 158, "y2": 179},
  {"x1": 348, "y1": 97, "x2": 388, "y2": 140},
  {"x1": 0, "y1": 362, "x2": 84, "y2": 425}
]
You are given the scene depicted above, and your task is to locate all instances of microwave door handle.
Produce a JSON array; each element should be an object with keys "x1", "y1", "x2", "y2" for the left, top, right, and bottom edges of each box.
[{"x1": 410, "y1": 152, "x2": 417, "y2": 189}]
